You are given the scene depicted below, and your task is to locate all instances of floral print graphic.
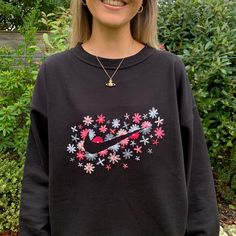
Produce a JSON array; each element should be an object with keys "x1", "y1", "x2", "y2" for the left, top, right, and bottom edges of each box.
[{"x1": 66, "y1": 107, "x2": 165, "y2": 174}]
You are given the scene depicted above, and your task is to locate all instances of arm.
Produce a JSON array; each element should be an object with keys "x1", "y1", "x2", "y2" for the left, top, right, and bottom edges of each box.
[
  {"x1": 19, "y1": 63, "x2": 51, "y2": 235},
  {"x1": 182, "y1": 107, "x2": 219, "y2": 235},
  {"x1": 174, "y1": 57, "x2": 219, "y2": 235}
]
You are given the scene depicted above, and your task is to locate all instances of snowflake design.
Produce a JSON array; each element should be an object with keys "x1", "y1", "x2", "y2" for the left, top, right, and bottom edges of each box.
[
  {"x1": 148, "y1": 148, "x2": 153, "y2": 154},
  {"x1": 83, "y1": 116, "x2": 94, "y2": 126},
  {"x1": 99, "y1": 149, "x2": 108, "y2": 157},
  {"x1": 149, "y1": 107, "x2": 158, "y2": 119},
  {"x1": 112, "y1": 119, "x2": 121, "y2": 128},
  {"x1": 155, "y1": 117, "x2": 164, "y2": 126},
  {"x1": 142, "y1": 113, "x2": 148, "y2": 119},
  {"x1": 153, "y1": 139, "x2": 159, "y2": 145},
  {"x1": 99, "y1": 125, "x2": 108, "y2": 133},
  {"x1": 78, "y1": 162, "x2": 83, "y2": 168},
  {"x1": 120, "y1": 137, "x2": 129, "y2": 147},
  {"x1": 76, "y1": 151, "x2": 85, "y2": 161},
  {"x1": 141, "y1": 121, "x2": 152, "y2": 129},
  {"x1": 129, "y1": 124, "x2": 140, "y2": 132},
  {"x1": 71, "y1": 126, "x2": 78, "y2": 132},
  {"x1": 66, "y1": 106, "x2": 165, "y2": 174},
  {"x1": 80, "y1": 129, "x2": 89, "y2": 140},
  {"x1": 154, "y1": 127, "x2": 165, "y2": 139},
  {"x1": 141, "y1": 127, "x2": 152, "y2": 135},
  {"x1": 78, "y1": 124, "x2": 83, "y2": 130},
  {"x1": 85, "y1": 152, "x2": 97, "y2": 161},
  {"x1": 141, "y1": 121, "x2": 152, "y2": 135},
  {"x1": 117, "y1": 129, "x2": 128, "y2": 136},
  {"x1": 130, "y1": 140, "x2": 136, "y2": 147},
  {"x1": 108, "y1": 152, "x2": 121, "y2": 164},
  {"x1": 84, "y1": 163, "x2": 95, "y2": 174},
  {"x1": 123, "y1": 149, "x2": 133, "y2": 159},
  {"x1": 140, "y1": 136, "x2": 149, "y2": 145},
  {"x1": 132, "y1": 113, "x2": 142, "y2": 124},
  {"x1": 104, "y1": 133, "x2": 114, "y2": 141},
  {"x1": 106, "y1": 164, "x2": 112, "y2": 171},
  {"x1": 96, "y1": 114, "x2": 106, "y2": 124},
  {"x1": 67, "y1": 144, "x2": 76, "y2": 154},
  {"x1": 108, "y1": 143, "x2": 120, "y2": 152},
  {"x1": 124, "y1": 113, "x2": 130, "y2": 120},
  {"x1": 88, "y1": 129, "x2": 96, "y2": 140},
  {"x1": 96, "y1": 158, "x2": 105, "y2": 166},
  {"x1": 123, "y1": 163, "x2": 128, "y2": 169},
  {"x1": 109, "y1": 128, "x2": 116, "y2": 134},
  {"x1": 77, "y1": 141, "x2": 85, "y2": 151},
  {"x1": 71, "y1": 126, "x2": 78, "y2": 133},
  {"x1": 71, "y1": 134, "x2": 79, "y2": 142},
  {"x1": 123, "y1": 122, "x2": 129, "y2": 129},
  {"x1": 134, "y1": 145, "x2": 142, "y2": 154}
]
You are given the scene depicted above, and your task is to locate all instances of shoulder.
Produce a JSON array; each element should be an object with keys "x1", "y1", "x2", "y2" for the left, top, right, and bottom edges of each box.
[
  {"x1": 150, "y1": 47, "x2": 185, "y2": 69},
  {"x1": 42, "y1": 48, "x2": 75, "y2": 69}
]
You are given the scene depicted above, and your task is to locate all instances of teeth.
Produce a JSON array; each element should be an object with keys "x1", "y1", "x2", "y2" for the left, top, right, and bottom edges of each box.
[{"x1": 102, "y1": 0, "x2": 125, "y2": 7}]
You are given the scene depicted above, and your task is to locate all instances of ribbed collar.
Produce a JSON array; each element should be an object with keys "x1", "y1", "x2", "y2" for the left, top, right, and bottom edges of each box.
[{"x1": 70, "y1": 42, "x2": 156, "y2": 69}]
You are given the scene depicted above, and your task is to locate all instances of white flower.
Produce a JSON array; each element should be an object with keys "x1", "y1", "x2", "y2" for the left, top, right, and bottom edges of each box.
[
  {"x1": 140, "y1": 136, "x2": 149, "y2": 145},
  {"x1": 155, "y1": 117, "x2": 164, "y2": 126},
  {"x1": 149, "y1": 107, "x2": 158, "y2": 119},
  {"x1": 71, "y1": 134, "x2": 80, "y2": 142},
  {"x1": 88, "y1": 129, "x2": 96, "y2": 140},
  {"x1": 108, "y1": 143, "x2": 120, "y2": 152},
  {"x1": 83, "y1": 115, "x2": 94, "y2": 126},
  {"x1": 105, "y1": 133, "x2": 114, "y2": 141},
  {"x1": 108, "y1": 152, "x2": 121, "y2": 164},
  {"x1": 71, "y1": 126, "x2": 78, "y2": 132},
  {"x1": 85, "y1": 152, "x2": 97, "y2": 161},
  {"x1": 112, "y1": 118, "x2": 121, "y2": 128},
  {"x1": 84, "y1": 163, "x2": 95, "y2": 174},
  {"x1": 67, "y1": 144, "x2": 76, "y2": 153},
  {"x1": 148, "y1": 148, "x2": 153, "y2": 154},
  {"x1": 123, "y1": 149, "x2": 133, "y2": 159},
  {"x1": 129, "y1": 124, "x2": 140, "y2": 132}
]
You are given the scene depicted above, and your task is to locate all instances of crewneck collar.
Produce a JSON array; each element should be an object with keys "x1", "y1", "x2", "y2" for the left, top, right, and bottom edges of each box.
[{"x1": 71, "y1": 42, "x2": 156, "y2": 69}]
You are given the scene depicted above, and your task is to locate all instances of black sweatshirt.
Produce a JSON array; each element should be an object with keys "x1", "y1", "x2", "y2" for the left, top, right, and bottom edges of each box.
[{"x1": 19, "y1": 44, "x2": 219, "y2": 236}]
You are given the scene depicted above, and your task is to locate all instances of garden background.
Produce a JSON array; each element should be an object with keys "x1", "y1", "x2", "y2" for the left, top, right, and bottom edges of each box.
[{"x1": 0, "y1": 0, "x2": 235, "y2": 235}]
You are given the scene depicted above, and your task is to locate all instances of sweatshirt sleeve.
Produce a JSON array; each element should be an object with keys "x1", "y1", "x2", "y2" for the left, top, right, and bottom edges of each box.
[
  {"x1": 19, "y1": 63, "x2": 51, "y2": 235},
  {"x1": 174, "y1": 57, "x2": 220, "y2": 235}
]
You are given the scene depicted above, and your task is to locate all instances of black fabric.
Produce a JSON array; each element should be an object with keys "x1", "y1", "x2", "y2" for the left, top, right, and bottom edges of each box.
[{"x1": 19, "y1": 44, "x2": 219, "y2": 236}]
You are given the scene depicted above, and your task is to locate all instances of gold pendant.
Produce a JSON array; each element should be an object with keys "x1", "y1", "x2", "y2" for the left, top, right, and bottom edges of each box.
[{"x1": 106, "y1": 79, "x2": 116, "y2": 87}]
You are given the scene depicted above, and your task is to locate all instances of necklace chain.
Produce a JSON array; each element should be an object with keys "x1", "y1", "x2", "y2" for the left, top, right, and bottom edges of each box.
[
  {"x1": 96, "y1": 56, "x2": 125, "y2": 87},
  {"x1": 93, "y1": 40, "x2": 135, "y2": 87}
]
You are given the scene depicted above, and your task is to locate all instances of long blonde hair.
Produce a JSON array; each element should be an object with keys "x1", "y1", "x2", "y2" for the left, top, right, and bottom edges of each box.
[{"x1": 69, "y1": 0, "x2": 159, "y2": 49}]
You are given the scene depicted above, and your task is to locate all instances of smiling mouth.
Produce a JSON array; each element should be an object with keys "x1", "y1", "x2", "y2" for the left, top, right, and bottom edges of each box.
[{"x1": 101, "y1": 0, "x2": 127, "y2": 7}]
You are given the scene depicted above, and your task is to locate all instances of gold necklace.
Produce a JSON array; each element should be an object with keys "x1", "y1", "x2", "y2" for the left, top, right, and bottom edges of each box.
[
  {"x1": 96, "y1": 56, "x2": 125, "y2": 87},
  {"x1": 88, "y1": 40, "x2": 136, "y2": 87}
]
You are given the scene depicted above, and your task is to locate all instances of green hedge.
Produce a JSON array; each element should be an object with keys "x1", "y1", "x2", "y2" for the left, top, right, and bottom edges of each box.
[
  {"x1": 0, "y1": 0, "x2": 235, "y2": 232},
  {"x1": 158, "y1": 0, "x2": 236, "y2": 203},
  {"x1": 0, "y1": 0, "x2": 70, "y2": 30}
]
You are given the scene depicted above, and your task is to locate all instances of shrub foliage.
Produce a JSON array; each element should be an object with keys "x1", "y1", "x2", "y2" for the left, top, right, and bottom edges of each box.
[{"x1": 158, "y1": 0, "x2": 236, "y2": 203}]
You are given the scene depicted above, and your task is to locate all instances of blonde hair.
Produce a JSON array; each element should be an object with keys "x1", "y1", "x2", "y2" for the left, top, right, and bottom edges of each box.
[{"x1": 69, "y1": 0, "x2": 159, "y2": 49}]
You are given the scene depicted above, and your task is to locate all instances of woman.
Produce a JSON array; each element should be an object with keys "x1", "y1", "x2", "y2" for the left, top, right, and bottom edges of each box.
[{"x1": 19, "y1": 0, "x2": 219, "y2": 235}]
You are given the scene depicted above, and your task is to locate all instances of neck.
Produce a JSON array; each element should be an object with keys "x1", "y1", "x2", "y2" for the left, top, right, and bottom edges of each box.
[{"x1": 82, "y1": 20, "x2": 144, "y2": 59}]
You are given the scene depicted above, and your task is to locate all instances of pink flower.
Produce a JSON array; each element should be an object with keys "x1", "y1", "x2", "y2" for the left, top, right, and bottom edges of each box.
[
  {"x1": 132, "y1": 113, "x2": 142, "y2": 124},
  {"x1": 96, "y1": 114, "x2": 106, "y2": 124},
  {"x1": 154, "y1": 127, "x2": 165, "y2": 139},
  {"x1": 76, "y1": 151, "x2": 85, "y2": 161}
]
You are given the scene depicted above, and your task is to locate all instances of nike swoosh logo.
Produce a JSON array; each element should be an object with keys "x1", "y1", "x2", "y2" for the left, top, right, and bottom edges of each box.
[{"x1": 84, "y1": 128, "x2": 142, "y2": 154}]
